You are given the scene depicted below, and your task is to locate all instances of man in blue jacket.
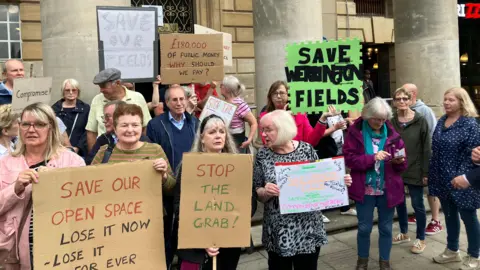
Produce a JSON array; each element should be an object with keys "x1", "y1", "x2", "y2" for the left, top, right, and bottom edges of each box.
[
  {"x1": 1, "y1": 59, "x2": 25, "y2": 104},
  {"x1": 147, "y1": 85, "x2": 199, "y2": 269}
]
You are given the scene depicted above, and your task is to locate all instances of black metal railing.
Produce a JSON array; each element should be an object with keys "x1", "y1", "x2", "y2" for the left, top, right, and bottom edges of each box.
[{"x1": 353, "y1": 0, "x2": 386, "y2": 17}]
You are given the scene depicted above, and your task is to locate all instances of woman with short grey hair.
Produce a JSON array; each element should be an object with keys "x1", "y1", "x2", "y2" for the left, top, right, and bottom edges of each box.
[
  {"x1": 343, "y1": 97, "x2": 407, "y2": 270},
  {"x1": 254, "y1": 109, "x2": 352, "y2": 270}
]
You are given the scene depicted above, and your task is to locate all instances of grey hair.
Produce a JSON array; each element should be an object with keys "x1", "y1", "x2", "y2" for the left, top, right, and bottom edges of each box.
[
  {"x1": 104, "y1": 100, "x2": 126, "y2": 110},
  {"x1": 222, "y1": 75, "x2": 245, "y2": 97},
  {"x1": 165, "y1": 86, "x2": 186, "y2": 101},
  {"x1": 260, "y1": 110, "x2": 297, "y2": 146},
  {"x1": 191, "y1": 117, "x2": 238, "y2": 154},
  {"x1": 361, "y1": 97, "x2": 393, "y2": 120},
  {"x1": 61, "y1": 78, "x2": 81, "y2": 96}
]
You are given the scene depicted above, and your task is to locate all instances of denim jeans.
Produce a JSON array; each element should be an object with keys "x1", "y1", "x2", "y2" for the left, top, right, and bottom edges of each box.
[
  {"x1": 440, "y1": 197, "x2": 480, "y2": 258},
  {"x1": 396, "y1": 184, "x2": 426, "y2": 240},
  {"x1": 356, "y1": 195, "x2": 395, "y2": 260}
]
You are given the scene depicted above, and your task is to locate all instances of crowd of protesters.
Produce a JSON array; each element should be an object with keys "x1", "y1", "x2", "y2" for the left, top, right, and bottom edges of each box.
[{"x1": 0, "y1": 58, "x2": 480, "y2": 270}]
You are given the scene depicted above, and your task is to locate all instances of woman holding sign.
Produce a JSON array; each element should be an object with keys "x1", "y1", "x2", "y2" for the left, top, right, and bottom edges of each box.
[
  {"x1": 343, "y1": 97, "x2": 407, "y2": 270},
  {"x1": 260, "y1": 81, "x2": 332, "y2": 147},
  {"x1": 254, "y1": 109, "x2": 352, "y2": 270},
  {"x1": 0, "y1": 102, "x2": 85, "y2": 269},
  {"x1": 91, "y1": 103, "x2": 175, "y2": 190},
  {"x1": 174, "y1": 114, "x2": 249, "y2": 270}
]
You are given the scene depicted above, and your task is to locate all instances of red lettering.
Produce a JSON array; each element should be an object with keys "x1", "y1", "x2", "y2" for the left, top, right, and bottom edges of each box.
[
  {"x1": 60, "y1": 182, "x2": 73, "y2": 199},
  {"x1": 104, "y1": 201, "x2": 143, "y2": 218},
  {"x1": 197, "y1": 164, "x2": 206, "y2": 177},
  {"x1": 466, "y1": 3, "x2": 480, "y2": 19},
  {"x1": 112, "y1": 177, "x2": 141, "y2": 191},
  {"x1": 51, "y1": 206, "x2": 95, "y2": 225}
]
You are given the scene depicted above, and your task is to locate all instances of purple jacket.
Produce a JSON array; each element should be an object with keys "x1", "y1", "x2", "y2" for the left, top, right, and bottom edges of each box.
[{"x1": 343, "y1": 118, "x2": 407, "y2": 208}]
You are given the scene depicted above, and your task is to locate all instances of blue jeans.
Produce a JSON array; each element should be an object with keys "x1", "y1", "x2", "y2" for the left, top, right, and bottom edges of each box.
[
  {"x1": 356, "y1": 195, "x2": 395, "y2": 260},
  {"x1": 396, "y1": 184, "x2": 426, "y2": 240},
  {"x1": 440, "y1": 197, "x2": 480, "y2": 258}
]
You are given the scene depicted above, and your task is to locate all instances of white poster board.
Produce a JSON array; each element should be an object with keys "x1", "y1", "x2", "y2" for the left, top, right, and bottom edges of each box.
[
  {"x1": 327, "y1": 115, "x2": 345, "y2": 155},
  {"x1": 194, "y1": 24, "x2": 233, "y2": 67},
  {"x1": 142, "y1": 5, "x2": 164, "y2": 26},
  {"x1": 12, "y1": 77, "x2": 53, "y2": 114},
  {"x1": 97, "y1": 7, "x2": 158, "y2": 82},
  {"x1": 275, "y1": 158, "x2": 348, "y2": 214},
  {"x1": 199, "y1": 96, "x2": 237, "y2": 126}
]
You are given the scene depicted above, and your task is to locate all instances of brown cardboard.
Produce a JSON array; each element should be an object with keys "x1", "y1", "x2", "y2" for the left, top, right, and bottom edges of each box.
[
  {"x1": 178, "y1": 153, "x2": 253, "y2": 249},
  {"x1": 160, "y1": 34, "x2": 224, "y2": 84},
  {"x1": 34, "y1": 161, "x2": 165, "y2": 270}
]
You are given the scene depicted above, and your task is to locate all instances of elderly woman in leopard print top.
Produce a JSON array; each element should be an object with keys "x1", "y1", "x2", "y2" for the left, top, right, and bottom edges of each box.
[{"x1": 254, "y1": 110, "x2": 352, "y2": 270}]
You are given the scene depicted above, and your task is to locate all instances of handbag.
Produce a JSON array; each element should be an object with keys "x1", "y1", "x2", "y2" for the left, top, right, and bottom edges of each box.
[{"x1": 0, "y1": 198, "x2": 33, "y2": 270}]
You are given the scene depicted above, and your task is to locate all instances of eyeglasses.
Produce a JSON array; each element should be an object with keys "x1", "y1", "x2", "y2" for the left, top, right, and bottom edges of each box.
[
  {"x1": 63, "y1": 89, "x2": 78, "y2": 94},
  {"x1": 394, "y1": 97, "x2": 409, "y2": 102},
  {"x1": 19, "y1": 122, "x2": 49, "y2": 130},
  {"x1": 101, "y1": 114, "x2": 112, "y2": 121}
]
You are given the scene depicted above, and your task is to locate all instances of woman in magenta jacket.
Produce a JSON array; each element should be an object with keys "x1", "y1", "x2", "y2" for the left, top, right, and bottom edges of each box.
[
  {"x1": 259, "y1": 81, "x2": 329, "y2": 146},
  {"x1": 343, "y1": 98, "x2": 407, "y2": 270}
]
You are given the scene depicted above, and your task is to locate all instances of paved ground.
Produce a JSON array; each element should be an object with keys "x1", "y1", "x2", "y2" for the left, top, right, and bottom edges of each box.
[{"x1": 238, "y1": 212, "x2": 476, "y2": 270}]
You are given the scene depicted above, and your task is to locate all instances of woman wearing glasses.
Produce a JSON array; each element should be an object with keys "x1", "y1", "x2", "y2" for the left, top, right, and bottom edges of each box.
[
  {"x1": 343, "y1": 98, "x2": 407, "y2": 270},
  {"x1": 52, "y1": 79, "x2": 90, "y2": 157},
  {"x1": 390, "y1": 87, "x2": 431, "y2": 254},
  {"x1": 0, "y1": 102, "x2": 85, "y2": 269},
  {"x1": 259, "y1": 81, "x2": 332, "y2": 147}
]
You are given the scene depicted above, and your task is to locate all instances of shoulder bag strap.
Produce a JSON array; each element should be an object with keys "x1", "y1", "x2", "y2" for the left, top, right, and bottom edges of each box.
[
  {"x1": 101, "y1": 143, "x2": 115, "y2": 164},
  {"x1": 68, "y1": 113, "x2": 80, "y2": 141}
]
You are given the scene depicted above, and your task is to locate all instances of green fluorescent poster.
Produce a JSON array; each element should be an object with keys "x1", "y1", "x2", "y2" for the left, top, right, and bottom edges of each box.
[{"x1": 284, "y1": 39, "x2": 363, "y2": 114}]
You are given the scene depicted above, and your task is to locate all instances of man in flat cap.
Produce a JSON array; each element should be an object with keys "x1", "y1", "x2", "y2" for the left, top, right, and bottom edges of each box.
[{"x1": 86, "y1": 68, "x2": 151, "y2": 152}]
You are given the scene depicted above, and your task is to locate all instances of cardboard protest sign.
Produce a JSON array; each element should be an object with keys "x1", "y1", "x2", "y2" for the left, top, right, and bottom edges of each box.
[
  {"x1": 199, "y1": 96, "x2": 238, "y2": 126},
  {"x1": 285, "y1": 39, "x2": 363, "y2": 114},
  {"x1": 178, "y1": 153, "x2": 253, "y2": 248},
  {"x1": 275, "y1": 157, "x2": 348, "y2": 214},
  {"x1": 160, "y1": 33, "x2": 224, "y2": 84},
  {"x1": 34, "y1": 161, "x2": 165, "y2": 270},
  {"x1": 12, "y1": 77, "x2": 52, "y2": 114},
  {"x1": 97, "y1": 6, "x2": 159, "y2": 82},
  {"x1": 194, "y1": 24, "x2": 233, "y2": 66}
]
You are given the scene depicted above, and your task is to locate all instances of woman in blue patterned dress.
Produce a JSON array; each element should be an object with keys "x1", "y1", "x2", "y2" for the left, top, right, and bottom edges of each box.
[{"x1": 429, "y1": 87, "x2": 480, "y2": 270}]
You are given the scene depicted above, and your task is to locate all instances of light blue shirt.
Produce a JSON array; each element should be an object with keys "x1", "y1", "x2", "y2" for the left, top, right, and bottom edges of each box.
[{"x1": 168, "y1": 112, "x2": 186, "y2": 130}]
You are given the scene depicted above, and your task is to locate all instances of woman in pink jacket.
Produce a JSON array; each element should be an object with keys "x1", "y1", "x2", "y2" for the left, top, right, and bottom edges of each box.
[
  {"x1": 259, "y1": 81, "x2": 330, "y2": 146},
  {"x1": 0, "y1": 103, "x2": 85, "y2": 270}
]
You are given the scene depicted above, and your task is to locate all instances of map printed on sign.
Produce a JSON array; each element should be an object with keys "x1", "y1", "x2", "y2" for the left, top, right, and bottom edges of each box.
[
  {"x1": 199, "y1": 96, "x2": 237, "y2": 126},
  {"x1": 97, "y1": 6, "x2": 158, "y2": 82},
  {"x1": 160, "y1": 33, "x2": 224, "y2": 84},
  {"x1": 275, "y1": 157, "x2": 348, "y2": 214},
  {"x1": 285, "y1": 39, "x2": 363, "y2": 114}
]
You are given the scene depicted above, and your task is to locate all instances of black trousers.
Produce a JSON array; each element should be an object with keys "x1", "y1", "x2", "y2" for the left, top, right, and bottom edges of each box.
[
  {"x1": 267, "y1": 247, "x2": 321, "y2": 270},
  {"x1": 204, "y1": 248, "x2": 241, "y2": 270}
]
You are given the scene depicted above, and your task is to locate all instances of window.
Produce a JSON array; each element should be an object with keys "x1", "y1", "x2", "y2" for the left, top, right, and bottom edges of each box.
[
  {"x1": 0, "y1": 4, "x2": 21, "y2": 60},
  {"x1": 353, "y1": 0, "x2": 386, "y2": 17}
]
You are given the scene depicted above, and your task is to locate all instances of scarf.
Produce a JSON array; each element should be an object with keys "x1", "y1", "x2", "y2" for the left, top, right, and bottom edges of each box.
[{"x1": 362, "y1": 120, "x2": 387, "y2": 190}]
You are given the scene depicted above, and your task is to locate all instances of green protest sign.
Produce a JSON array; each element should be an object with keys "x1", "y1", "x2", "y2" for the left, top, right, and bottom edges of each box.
[{"x1": 285, "y1": 39, "x2": 363, "y2": 114}]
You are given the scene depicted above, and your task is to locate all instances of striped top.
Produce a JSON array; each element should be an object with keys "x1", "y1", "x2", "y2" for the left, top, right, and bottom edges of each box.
[
  {"x1": 229, "y1": 97, "x2": 250, "y2": 134},
  {"x1": 92, "y1": 142, "x2": 176, "y2": 194}
]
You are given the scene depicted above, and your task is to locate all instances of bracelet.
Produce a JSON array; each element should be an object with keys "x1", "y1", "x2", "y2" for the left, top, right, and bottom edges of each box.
[{"x1": 318, "y1": 119, "x2": 327, "y2": 125}]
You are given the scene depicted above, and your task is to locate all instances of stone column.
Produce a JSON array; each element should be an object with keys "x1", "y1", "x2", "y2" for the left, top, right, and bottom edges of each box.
[
  {"x1": 253, "y1": 0, "x2": 323, "y2": 113},
  {"x1": 41, "y1": 0, "x2": 130, "y2": 104},
  {"x1": 394, "y1": 0, "x2": 459, "y2": 115}
]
